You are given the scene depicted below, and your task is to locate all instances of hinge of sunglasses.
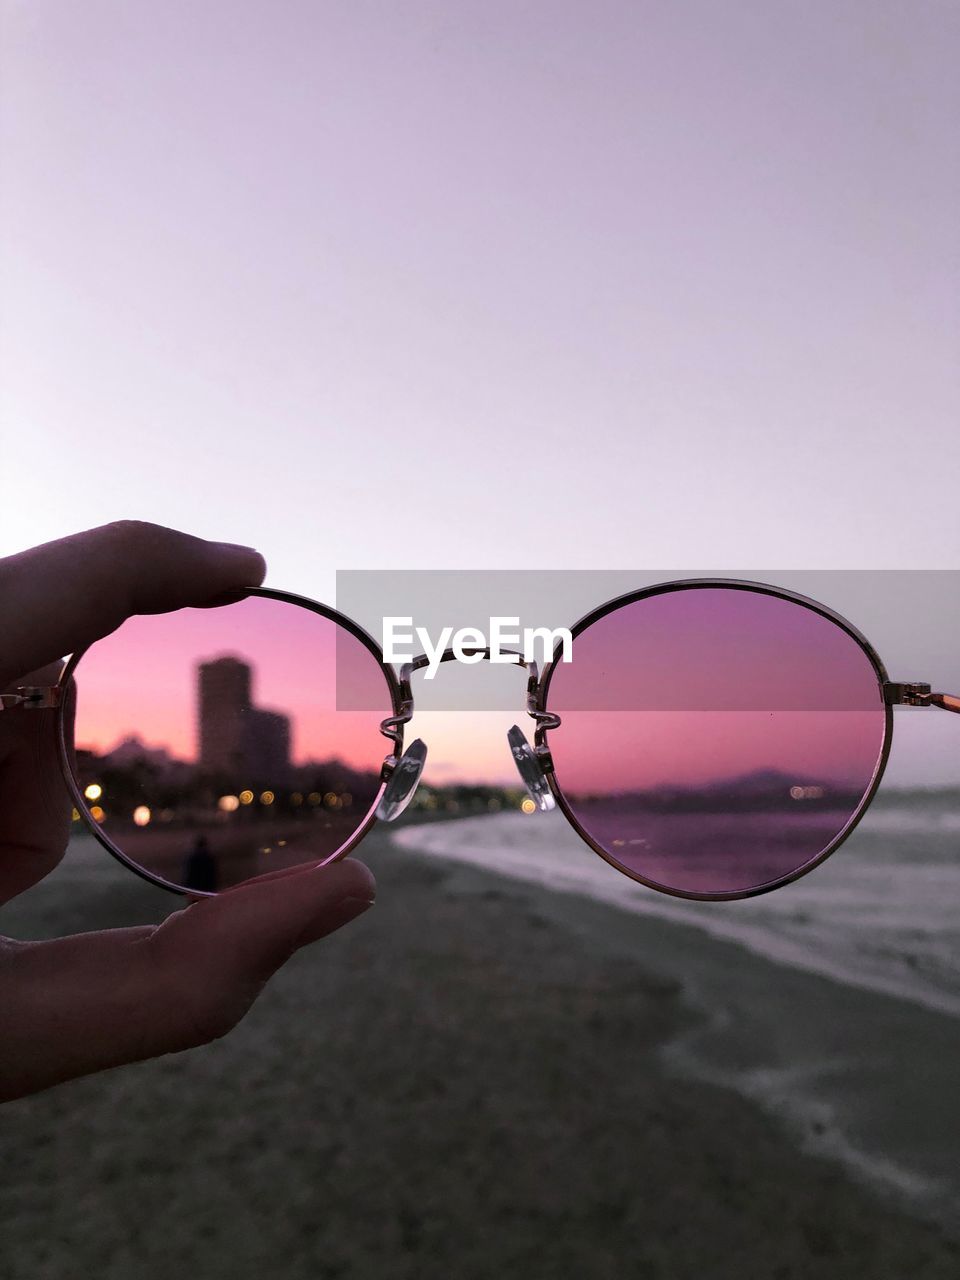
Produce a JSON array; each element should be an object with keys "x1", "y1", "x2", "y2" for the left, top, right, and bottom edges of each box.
[
  {"x1": 884, "y1": 682, "x2": 960, "y2": 713},
  {"x1": 0, "y1": 686, "x2": 62, "y2": 710}
]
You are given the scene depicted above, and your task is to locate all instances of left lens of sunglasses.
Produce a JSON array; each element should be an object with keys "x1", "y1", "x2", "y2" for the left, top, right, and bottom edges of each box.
[{"x1": 63, "y1": 595, "x2": 394, "y2": 892}]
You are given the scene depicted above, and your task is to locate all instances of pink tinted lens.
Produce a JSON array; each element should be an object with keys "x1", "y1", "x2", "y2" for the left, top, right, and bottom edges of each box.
[
  {"x1": 68, "y1": 596, "x2": 391, "y2": 891},
  {"x1": 545, "y1": 587, "x2": 887, "y2": 897}
]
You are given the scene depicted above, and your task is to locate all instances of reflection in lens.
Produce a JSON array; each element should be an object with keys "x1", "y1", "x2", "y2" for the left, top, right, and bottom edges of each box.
[
  {"x1": 68, "y1": 596, "x2": 393, "y2": 891},
  {"x1": 545, "y1": 587, "x2": 887, "y2": 897}
]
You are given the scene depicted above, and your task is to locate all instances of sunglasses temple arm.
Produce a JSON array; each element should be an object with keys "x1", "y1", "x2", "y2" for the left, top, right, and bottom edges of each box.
[{"x1": 930, "y1": 692, "x2": 960, "y2": 714}]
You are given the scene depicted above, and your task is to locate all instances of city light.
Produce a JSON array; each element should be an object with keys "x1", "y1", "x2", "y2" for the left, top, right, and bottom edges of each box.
[
  {"x1": 239, "y1": 790, "x2": 254, "y2": 805},
  {"x1": 790, "y1": 784, "x2": 825, "y2": 800},
  {"x1": 133, "y1": 806, "x2": 152, "y2": 827},
  {"x1": 89, "y1": 805, "x2": 106, "y2": 823},
  {"x1": 323, "y1": 792, "x2": 339, "y2": 808},
  {"x1": 218, "y1": 794, "x2": 240, "y2": 813},
  {"x1": 71, "y1": 808, "x2": 81, "y2": 822},
  {"x1": 84, "y1": 783, "x2": 103, "y2": 801},
  {"x1": 260, "y1": 790, "x2": 275, "y2": 805},
  {"x1": 308, "y1": 792, "x2": 321, "y2": 805},
  {"x1": 520, "y1": 797, "x2": 537, "y2": 814},
  {"x1": 291, "y1": 792, "x2": 303, "y2": 806}
]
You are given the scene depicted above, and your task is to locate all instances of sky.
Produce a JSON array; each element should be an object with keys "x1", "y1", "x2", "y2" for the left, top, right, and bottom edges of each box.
[{"x1": 1, "y1": 0, "x2": 958, "y2": 785}]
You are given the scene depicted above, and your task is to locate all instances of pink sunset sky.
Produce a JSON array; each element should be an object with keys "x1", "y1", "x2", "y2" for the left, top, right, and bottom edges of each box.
[
  {"x1": 73, "y1": 599, "x2": 390, "y2": 771},
  {"x1": 2, "y1": 2, "x2": 957, "y2": 785}
]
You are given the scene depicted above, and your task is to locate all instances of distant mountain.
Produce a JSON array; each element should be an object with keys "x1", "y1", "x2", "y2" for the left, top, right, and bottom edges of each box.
[
  {"x1": 602, "y1": 768, "x2": 821, "y2": 799},
  {"x1": 103, "y1": 736, "x2": 179, "y2": 769},
  {"x1": 698, "y1": 767, "x2": 825, "y2": 794},
  {"x1": 590, "y1": 767, "x2": 861, "y2": 811}
]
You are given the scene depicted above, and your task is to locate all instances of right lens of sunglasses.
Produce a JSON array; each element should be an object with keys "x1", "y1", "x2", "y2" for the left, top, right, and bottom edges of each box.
[
  {"x1": 543, "y1": 586, "x2": 888, "y2": 899},
  {"x1": 64, "y1": 595, "x2": 395, "y2": 892}
]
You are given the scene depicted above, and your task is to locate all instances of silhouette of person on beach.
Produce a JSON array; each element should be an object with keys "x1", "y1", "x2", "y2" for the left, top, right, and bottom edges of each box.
[{"x1": 182, "y1": 835, "x2": 219, "y2": 893}]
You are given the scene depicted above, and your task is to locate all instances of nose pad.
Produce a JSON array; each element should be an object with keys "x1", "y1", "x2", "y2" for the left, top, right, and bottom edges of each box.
[
  {"x1": 507, "y1": 725, "x2": 555, "y2": 812},
  {"x1": 376, "y1": 738, "x2": 428, "y2": 821}
]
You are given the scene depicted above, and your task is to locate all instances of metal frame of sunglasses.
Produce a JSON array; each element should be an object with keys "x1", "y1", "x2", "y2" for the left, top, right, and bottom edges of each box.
[{"x1": 3, "y1": 577, "x2": 958, "y2": 903}]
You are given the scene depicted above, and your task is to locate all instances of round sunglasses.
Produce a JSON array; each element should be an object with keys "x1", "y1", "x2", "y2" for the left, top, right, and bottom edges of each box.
[{"x1": 5, "y1": 579, "x2": 957, "y2": 902}]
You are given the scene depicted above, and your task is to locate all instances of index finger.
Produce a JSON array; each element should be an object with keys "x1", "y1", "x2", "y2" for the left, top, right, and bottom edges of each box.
[{"x1": 0, "y1": 521, "x2": 266, "y2": 686}]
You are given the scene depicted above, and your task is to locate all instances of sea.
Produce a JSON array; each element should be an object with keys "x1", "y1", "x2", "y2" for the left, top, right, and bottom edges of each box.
[{"x1": 392, "y1": 792, "x2": 960, "y2": 1020}]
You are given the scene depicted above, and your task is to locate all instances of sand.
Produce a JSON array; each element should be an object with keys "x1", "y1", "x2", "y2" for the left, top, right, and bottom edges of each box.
[{"x1": 1, "y1": 821, "x2": 958, "y2": 1279}]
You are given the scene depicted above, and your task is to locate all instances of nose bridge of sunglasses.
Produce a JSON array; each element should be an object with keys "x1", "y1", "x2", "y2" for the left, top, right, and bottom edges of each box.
[{"x1": 375, "y1": 650, "x2": 561, "y2": 817}]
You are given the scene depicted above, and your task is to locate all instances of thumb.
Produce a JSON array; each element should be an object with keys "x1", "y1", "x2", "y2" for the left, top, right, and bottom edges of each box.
[
  {"x1": 162, "y1": 856, "x2": 378, "y2": 992},
  {"x1": 0, "y1": 859, "x2": 376, "y2": 1101}
]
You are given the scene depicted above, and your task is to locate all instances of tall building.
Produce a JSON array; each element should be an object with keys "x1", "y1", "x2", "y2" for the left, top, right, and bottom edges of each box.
[
  {"x1": 197, "y1": 655, "x2": 291, "y2": 782},
  {"x1": 243, "y1": 708, "x2": 292, "y2": 785},
  {"x1": 198, "y1": 656, "x2": 251, "y2": 775}
]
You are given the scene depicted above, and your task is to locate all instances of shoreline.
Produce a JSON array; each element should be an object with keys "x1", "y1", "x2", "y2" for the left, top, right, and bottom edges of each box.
[
  {"x1": 391, "y1": 809, "x2": 960, "y2": 1019},
  {"x1": 388, "y1": 814, "x2": 960, "y2": 1233}
]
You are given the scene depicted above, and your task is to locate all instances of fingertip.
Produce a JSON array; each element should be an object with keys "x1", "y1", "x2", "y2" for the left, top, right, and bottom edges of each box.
[
  {"x1": 292, "y1": 859, "x2": 376, "y2": 948},
  {"x1": 318, "y1": 857, "x2": 376, "y2": 904},
  {"x1": 208, "y1": 542, "x2": 267, "y2": 587},
  {"x1": 187, "y1": 856, "x2": 377, "y2": 960}
]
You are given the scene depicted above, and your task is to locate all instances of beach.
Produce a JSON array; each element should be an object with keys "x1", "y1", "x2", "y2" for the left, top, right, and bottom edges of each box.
[
  {"x1": 1, "y1": 810, "x2": 959, "y2": 1278},
  {"x1": 395, "y1": 801, "x2": 960, "y2": 1222}
]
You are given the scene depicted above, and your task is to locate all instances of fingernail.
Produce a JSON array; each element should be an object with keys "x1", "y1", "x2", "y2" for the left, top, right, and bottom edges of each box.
[
  {"x1": 213, "y1": 542, "x2": 266, "y2": 573},
  {"x1": 216, "y1": 541, "x2": 259, "y2": 554}
]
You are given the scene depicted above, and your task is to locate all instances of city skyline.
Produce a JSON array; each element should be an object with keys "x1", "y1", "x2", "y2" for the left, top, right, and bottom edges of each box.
[{"x1": 69, "y1": 598, "x2": 392, "y2": 778}]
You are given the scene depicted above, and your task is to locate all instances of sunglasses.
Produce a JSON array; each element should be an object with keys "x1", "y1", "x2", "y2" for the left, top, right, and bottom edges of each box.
[{"x1": 5, "y1": 578, "x2": 958, "y2": 902}]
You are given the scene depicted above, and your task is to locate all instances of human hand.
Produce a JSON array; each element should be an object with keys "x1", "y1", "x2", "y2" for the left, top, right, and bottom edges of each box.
[{"x1": 0, "y1": 522, "x2": 376, "y2": 1101}]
